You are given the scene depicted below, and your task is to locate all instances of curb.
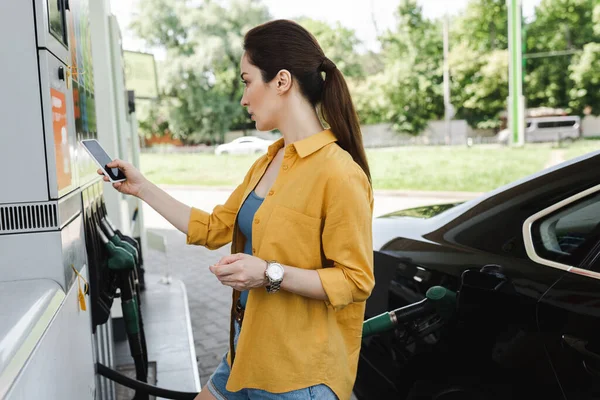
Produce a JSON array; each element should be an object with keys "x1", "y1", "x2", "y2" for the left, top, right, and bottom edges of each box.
[{"x1": 373, "y1": 189, "x2": 483, "y2": 199}]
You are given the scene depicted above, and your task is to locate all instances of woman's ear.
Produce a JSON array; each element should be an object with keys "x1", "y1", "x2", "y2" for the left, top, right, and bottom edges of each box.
[{"x1": 275, "y1": 69, "x2": 292, "y2": 94}]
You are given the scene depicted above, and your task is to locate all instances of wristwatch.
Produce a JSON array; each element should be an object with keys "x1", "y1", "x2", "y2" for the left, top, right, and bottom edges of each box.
[{"x1": 265, "y1": 261, "x2": 284, "y2": 293}]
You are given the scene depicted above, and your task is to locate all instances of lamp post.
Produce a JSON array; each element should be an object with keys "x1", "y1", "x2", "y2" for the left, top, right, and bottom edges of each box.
[
  {"x1": 507, "y1": 0, "x2": 525, "y2": 146},
  {"x1": 443, "y1": 14, "x2": 454, "y2": 145}
]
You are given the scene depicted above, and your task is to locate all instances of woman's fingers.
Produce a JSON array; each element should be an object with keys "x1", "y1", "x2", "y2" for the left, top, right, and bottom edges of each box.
[
  {"x1": 217, "y1": 253, "x2": 245, "y2": 266},
  {"x1": 106, "y1": 158, "x2": 125, "y2": 169},
  {"x1": 219, "y1": 279, "x2": 243, "y2": 291},
  {"x1": 210, "y1": 262, "x2": 240, "y2": 277}
]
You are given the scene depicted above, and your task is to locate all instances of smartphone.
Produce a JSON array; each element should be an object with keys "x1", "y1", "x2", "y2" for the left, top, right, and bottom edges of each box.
[{"x1": 80, "y1": 139, "x2": 126, "y2": 183}]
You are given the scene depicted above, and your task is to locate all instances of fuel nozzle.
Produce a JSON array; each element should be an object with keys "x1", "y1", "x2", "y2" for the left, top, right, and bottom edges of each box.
[
  {"x1": 425, "y1": 285, "x2": 457, "y2": 320},
  {"x1": 362, "y1": 286, "x2": 457, "y2": 338}
]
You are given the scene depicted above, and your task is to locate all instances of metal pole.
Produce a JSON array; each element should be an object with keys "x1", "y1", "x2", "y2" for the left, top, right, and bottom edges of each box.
[{"x1": 507, "y1": 0, "x2": 525, "y2": 146}]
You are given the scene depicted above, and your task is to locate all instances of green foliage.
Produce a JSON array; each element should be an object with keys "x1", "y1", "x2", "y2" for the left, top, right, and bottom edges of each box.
[
  {"x1": 370, "y1": 0, "x2": 445, "y2": 134},
  {"x1": 525, "y1": 0, "x2": 600, "y2": 113},
  {"x1": 594, "y1": 3, "x2": 600, "y2": 36},
  {"x1": 453, "y1": 0, "x2": 508, "y2": 52},
  {"x1": 450, "y1": 43, "x2": 509, "y2": 129},
  {"x1": 349, "y1": 73, "x2": 389, "y2": 125},
  {"x1": 136, "y1": 99, "x2": 170, "y2": 138},
  {"x1": 131, "y1": 0, "x2": 270, "y2": 143},
  {"x1": 569, "y1": 42, "x2": 600, "y2": 115}
]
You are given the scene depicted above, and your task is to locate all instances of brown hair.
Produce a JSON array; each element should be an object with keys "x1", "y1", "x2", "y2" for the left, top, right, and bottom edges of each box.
[{"x1": 243, "y1": 19, "x2": 371, "y2": 183}]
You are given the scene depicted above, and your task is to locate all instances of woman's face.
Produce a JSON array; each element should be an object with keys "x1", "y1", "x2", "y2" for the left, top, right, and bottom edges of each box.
[{"x1": 239, "y1": 52, "x2": 282, "y2": 132}]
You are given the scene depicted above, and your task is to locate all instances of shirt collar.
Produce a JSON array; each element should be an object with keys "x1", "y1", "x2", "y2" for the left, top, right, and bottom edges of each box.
[
  {"x1": 267, "y1": 129, "x2": 337, "y2": 159},
  {"x1": 267, "y1": 137, "x2": 285, "y2": 159}
]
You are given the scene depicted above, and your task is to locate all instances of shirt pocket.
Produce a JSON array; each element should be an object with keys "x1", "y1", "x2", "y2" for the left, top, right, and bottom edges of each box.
[{"x1": 261, "y1": 204, "x2": 323, "y2": 268}]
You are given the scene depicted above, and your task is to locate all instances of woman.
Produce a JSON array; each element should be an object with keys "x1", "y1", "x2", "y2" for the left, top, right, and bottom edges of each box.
[{"x1": 101, "y1": 19, "x2": 374, "y2": 400}]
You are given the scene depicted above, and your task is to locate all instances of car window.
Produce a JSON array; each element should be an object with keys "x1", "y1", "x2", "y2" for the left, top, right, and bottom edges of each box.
[
  {"x1": 531, "y1": 192, "x2": 600, "y2": 266},
  {"x1": 556, "y1": 120, "x2": 576, "y2": 127},
  {"x1": 535, "y1": 120, "x2": 577, "y2": 129},
  {"x1": 537, "y1": 121, "x2": 556, "y2": 129}
]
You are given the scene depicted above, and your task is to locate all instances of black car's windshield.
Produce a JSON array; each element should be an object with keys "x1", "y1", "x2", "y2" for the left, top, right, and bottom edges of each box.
[{"x1": 380, "y1": 203, "x2": 462, "y2": 219}]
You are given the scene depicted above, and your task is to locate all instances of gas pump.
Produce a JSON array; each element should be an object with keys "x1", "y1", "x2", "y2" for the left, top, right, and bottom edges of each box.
[
  {"x1": 0, "y1": 0, "x2": 100, "y2": 397},
  {"x1": 1, "y1": 1, "x2": 201, "y2": 398}
]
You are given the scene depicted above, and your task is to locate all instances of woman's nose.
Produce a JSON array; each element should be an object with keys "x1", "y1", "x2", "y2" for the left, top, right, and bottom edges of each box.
[{"x1": 240, "y1": 95, "x2": 248, "y2": 107}]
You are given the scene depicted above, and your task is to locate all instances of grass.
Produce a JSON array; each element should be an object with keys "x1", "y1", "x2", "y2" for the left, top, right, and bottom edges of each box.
[
  {"x1": 563, "y1": 138, "x2": 600, "y2": 161},
  {"x1": 366, "y1": 145, "x2": 552, "y2": 192},
  {"x1": 139, "y1": 142, "x2": 589, "y2": 192},
  {"x1": 141, "y1": 153, "x2": 257, "y2": 186}
]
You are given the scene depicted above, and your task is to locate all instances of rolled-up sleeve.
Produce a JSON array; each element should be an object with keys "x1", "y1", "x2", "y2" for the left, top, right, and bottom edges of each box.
[
  {"x1": 317, "y1": 171, "x2": 374, "y2": 311},
  {"x1": 186, "y1": 160, "x2": 258, "y2": 250}
]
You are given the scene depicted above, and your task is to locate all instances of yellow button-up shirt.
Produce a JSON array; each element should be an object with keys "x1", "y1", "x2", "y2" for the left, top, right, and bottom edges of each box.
[{"x1": 186, "y1": 129, "x2": 374, "y2": 400}]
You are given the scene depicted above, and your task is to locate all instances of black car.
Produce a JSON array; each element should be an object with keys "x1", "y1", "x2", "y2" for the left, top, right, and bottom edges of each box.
[{"x1": 354, "y1": 150, "x2": 600, "y2": 400}]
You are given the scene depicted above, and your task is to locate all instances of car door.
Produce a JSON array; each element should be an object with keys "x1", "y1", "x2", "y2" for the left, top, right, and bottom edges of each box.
[
  {"x1": 248, "y1": 138, "x2": 260, "y2": 153},
  {"x1": 237, "y1": 138, "x2": 253, "y2": 154},
  {"x1": 555, "y1": 119, "x2": 578, "y2": 141},
  {"x1": 532, "y1": 121, "x2": 556, "y2": 142},
  {"x1": 524, "y1": 184, "x2": 600, "y2": 399}
]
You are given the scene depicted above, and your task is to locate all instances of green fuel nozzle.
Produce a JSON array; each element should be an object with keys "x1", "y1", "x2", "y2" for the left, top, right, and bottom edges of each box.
[{"x1": 362, "y1": 286, "x2": 457, "y2": 338}]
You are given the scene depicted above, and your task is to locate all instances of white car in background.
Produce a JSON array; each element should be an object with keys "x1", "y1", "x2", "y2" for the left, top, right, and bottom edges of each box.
[
  {"x1": 496, "y1": 116, "x2": 581, "y2": 144},
  {"x1": 214, "y1": 136, "x2": 274, "y2": 155}
]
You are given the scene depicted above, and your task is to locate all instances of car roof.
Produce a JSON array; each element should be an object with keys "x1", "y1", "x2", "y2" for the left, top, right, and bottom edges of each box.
[
  {"x1": 233, "y1": 136, "x2": 266, "y2": 142},
  {"x1": 526, "y1": 116, "x2": 581, "y2": 122}
]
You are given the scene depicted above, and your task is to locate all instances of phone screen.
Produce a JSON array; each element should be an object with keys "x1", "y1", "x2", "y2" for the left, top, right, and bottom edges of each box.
[{"x1": 81, "y1": 140, "x2": 126, "y2": 181}]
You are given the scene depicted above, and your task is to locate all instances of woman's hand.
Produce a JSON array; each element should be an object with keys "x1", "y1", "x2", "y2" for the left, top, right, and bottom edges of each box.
[
  {"x1": 209, "y1": 253, "x2": 268, "y2": 291},
  {"x1": 98, "y1": 159, "x2": 149, "y2": 198}
]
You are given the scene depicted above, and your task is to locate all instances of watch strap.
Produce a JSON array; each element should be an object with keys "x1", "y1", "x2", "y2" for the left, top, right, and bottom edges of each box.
[{"x1": 265, "y1": 261, "x2": 283, "y2": 293}]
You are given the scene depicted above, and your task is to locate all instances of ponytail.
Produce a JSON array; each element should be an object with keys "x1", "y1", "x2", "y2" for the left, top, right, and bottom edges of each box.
[{"x1": 320, "y1": 60, "x2": 371, "y2": 184}]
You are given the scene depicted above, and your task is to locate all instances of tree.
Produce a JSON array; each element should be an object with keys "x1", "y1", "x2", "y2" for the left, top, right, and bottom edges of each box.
[
  {"x1": 136, "y1": 99, "x2": 171, "y2": 139},
  {"x1": 348, "y1": 72, "x2": 388, "y2": 126},
  {"x1": 449, "y1": 0, "x2": 598, "y2": 128},
  {"x1": 525, "y1": 0, "x2": 599, "y2": 113},
  {"x1": 130, "y1": 0, "x2": 270, "y2": 143},
  {"x1": 452, "y1": 0, "x2": 508, "y2": 52},
  {"x1": 595, "y1": 3, "x2": 600, "y2": 36},
  {"x1": 569, "y1": 42, "x2": 600, "y2": 115},
  {"x1": 450, "y1": 43, "x2": 509, "y2": 129},
  {"x1": 374, "y1": 0, "x2": 444, "y2": 134}
]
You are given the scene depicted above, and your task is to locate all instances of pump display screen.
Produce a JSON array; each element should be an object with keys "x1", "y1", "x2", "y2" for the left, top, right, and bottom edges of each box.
[{"x1": 80, "y1": 140, "x2": 126, "y2": 182}]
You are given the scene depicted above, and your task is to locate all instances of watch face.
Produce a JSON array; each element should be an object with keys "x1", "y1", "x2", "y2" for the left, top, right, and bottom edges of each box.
[{"x1": 268, "y1": 263, "x2": 284, "y2": 280}]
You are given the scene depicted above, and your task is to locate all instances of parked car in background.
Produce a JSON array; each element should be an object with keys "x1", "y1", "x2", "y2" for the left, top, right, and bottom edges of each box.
[
  {"x1": 214, "y1": 136, "x2": 274, "y2": 155},
  {"x1": 355, "y1": 150, "x2": 600, "y2": 400},
  {"x1": 497, "y1": 115, "x2": 581, "y2": 144}
]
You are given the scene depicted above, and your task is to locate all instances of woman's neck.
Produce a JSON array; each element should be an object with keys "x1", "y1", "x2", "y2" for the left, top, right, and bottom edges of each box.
[{"x1": 277, "y1": 93, "x2": 325, "y2": 146}]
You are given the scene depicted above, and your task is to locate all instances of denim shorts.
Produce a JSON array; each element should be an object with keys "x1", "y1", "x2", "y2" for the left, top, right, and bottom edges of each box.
[{"x1": 207, "y1": 321, "x2": 338, "y2": 400}]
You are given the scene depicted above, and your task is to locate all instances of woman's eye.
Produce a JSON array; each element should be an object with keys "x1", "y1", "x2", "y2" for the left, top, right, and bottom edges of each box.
[{"x1": 241, "y1": 80, "x2": 248, "y2": 86}]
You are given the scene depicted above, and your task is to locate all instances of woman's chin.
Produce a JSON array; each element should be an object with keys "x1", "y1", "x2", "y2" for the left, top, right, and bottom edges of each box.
[{"x1": 255, "y1": 120, "x2": 273, "y2": 132}]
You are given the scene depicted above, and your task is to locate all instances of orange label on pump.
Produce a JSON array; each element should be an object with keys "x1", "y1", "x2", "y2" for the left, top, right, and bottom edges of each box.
[{"x1": 51, "y1": 88, "x2": 72, "y2": 191}]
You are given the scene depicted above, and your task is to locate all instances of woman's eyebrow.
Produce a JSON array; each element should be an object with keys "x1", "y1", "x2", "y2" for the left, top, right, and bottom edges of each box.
[{"x1": 240, "y1": 72, "x2": 248, "y2": 79}]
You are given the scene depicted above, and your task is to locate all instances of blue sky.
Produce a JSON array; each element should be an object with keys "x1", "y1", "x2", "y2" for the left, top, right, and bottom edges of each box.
[{"x1": 111, "y1": 0, "x2": 542, "y2": 58}]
